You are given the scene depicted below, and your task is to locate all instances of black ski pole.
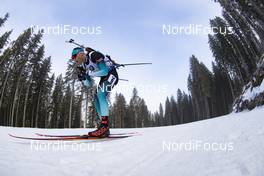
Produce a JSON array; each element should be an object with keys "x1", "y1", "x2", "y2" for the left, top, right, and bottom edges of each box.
[
  {"x1": 66, "y1": 39, "x2": 85, "y2": 48},
  {"x1": 119, "y1": 78, "x2": 129, "y2": 82},
  {"x1": 115, "y1": 63, "x2": 152, "y2": 69}
]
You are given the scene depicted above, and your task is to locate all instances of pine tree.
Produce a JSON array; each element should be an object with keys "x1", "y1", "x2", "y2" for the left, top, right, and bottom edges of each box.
[
  {"x1": 0, "y1": 13, "x2": 12, "y2": 53},
  {"x1": 128, "y1": 88, "x2": 140, "y2": 127},
  {"x1": 111, "y1": 93, "x2": 127, "y2": 128},
  {"x1": 50, "y1": 75, "x2": 64, "y2": 128}
]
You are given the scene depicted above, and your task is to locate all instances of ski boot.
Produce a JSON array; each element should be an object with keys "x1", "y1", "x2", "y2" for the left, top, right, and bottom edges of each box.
[{"x1": 88, "y1": 116, "x2": 110, "y2": 137}]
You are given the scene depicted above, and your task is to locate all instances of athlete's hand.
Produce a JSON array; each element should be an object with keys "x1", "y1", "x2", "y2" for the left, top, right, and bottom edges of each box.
[{"x1": 77, "y1": 73, "x2": 86, "y2": 81}]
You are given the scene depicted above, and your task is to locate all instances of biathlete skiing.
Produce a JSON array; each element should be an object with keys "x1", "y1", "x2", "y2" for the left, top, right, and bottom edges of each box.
[
  {"x1": 69, "y1": 39, "x2": 151, "y2": 138},
  {"x1": 71, "y1": 46, "x2": 118, "y2": 137}
]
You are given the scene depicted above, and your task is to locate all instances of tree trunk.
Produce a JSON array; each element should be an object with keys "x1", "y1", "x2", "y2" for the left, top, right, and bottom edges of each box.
[
  {"x1": 69, "y1": 80, "x2": 75, "y2": 128},
  {"x1": 84, "y1": 92, "x2": 89, "y2": 128},
  {"x1": 0, "y1": 62, "x2": 13, "y2": 109},
  {"x1": 31, "y1": 105, "x2": 35, "y2": 127},
  {"x1": 23, "y1": 76, "x2": 32, "y2": 127},
  {"x1": 11, "y1": 79, "x2": 20, "y2": 126},
  {"x1": 80, "y1": 90, "x2": 84, "y2": 128},
  {"x1": 35, "y1": 89, "x2": 42, "y2": 127},
  {"x1": 15, "y1": 90, "x2": 22, "y2": 127}
]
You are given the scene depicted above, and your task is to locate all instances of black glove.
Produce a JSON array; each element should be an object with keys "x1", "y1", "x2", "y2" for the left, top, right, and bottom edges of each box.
[
  {"x1": 78, "y1": 73, "x2": 86, "y2": 81},
  {"x1": 77, "y1": 66, "x2": 86, "y2": 73},
  {"x1": 77, "y1": 66, "x2": 86, "y2": 81}
]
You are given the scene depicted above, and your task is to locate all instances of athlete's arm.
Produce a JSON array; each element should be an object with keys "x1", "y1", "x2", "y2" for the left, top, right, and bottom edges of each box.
[
  {"x1": 89, "y1": 62, "x2": 109, "y2": 77},
  {"x1": 77, "y1": 66, "x2": 94, "y2": 87},
  {"x1": 86, "y1": 49, "x2": 110, "y2": 77},
  {"x1": 82, "y1": 75, "x2": 94, "y2": 87}
]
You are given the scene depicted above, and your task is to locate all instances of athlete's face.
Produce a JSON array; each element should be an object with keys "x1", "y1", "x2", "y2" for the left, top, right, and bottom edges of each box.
[{"x1": 75, "y1": 52, "x2": 86, "y2": 65}]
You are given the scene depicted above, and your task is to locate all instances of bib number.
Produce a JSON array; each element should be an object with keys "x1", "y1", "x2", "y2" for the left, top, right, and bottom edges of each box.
[{"x1": 107, "y1": 74, "x2": 117, "y2": 87}]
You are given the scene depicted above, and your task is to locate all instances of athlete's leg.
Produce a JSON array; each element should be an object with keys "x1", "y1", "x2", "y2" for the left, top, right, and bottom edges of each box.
[
  {"x1": 88, "y1": 79, "x2": 117, "y2": 137},
  {"x1": 94, "y1": 94, "x2": 102, "y2": 119},
  {"x1": 96, "y1": 81, "x2": 110, "y2": 118}
]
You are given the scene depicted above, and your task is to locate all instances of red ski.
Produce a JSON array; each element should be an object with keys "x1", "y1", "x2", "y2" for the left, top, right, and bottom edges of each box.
[
  {"x1": 35, "y1": 131, "x2": 139, "y2": 138},
  {"x1": 9, "y1": 134, "x2": 132, "y2": 141}
]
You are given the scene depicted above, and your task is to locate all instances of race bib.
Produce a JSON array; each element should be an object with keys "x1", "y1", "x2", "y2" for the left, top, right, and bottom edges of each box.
[{"x1": 107, "y1": 74, "x2": 117, "y2": 87}]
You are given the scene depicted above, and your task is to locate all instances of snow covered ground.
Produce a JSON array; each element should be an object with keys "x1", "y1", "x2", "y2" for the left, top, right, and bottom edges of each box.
[{"x1": 1, "y1": 108, "x2": 264, "y2": 176}]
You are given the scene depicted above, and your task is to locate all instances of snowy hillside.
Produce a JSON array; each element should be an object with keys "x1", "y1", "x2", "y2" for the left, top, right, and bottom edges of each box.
[
  {"x1": 1, "y1": 108, "x2": 264, "y2": 176},
  {"x1": 233, "y1": 56, "x2": 264, "y2": 112}
]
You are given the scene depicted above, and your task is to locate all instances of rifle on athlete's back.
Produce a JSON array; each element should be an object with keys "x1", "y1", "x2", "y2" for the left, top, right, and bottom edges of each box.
[{"x1": 66, "y1": 39, "x2": 152, "y2": 69}]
